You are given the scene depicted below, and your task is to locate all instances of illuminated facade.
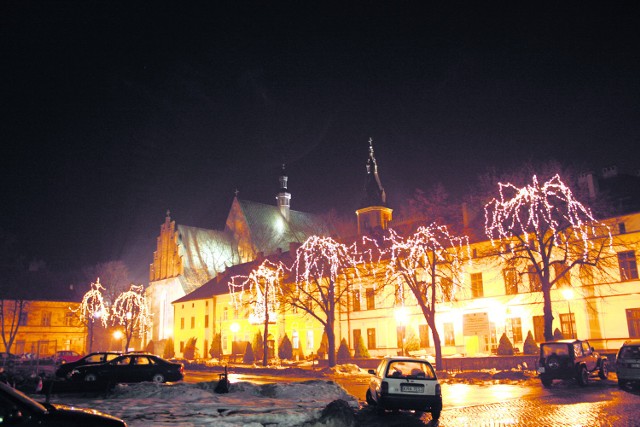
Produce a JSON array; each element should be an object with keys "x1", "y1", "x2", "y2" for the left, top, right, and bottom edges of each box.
[{"x1": 0, "y1": 300, "x2": 85, "y2": 357}]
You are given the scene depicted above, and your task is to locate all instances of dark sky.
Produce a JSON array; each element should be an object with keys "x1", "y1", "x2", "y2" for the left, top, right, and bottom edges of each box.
[{"x1": 2, "y1": 2, "x2": 639, "y2": 283}]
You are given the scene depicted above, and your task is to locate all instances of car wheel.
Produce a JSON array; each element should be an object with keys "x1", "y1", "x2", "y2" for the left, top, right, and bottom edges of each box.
[
  {"x1": 598, "y1": 361, "x2": 609, "y2": 379},
  {"x1": 365, "y1": 389, "x2": 375, "y2": 406},
  {"x1": 577, "y1": 366, "x2": 589, "y2": 387},
  {"x1": 541, "y1": 376, "x2": 553, "y2": 388},
  {"x1": 84, "y1": 373, "x2": 98, "y2": 382},
  {"x1": 152, "y1": 373, "x2": 165, "y2": 383},
  {"x1": 431, "y1": 409, "x2": 441, "y2": 421}
]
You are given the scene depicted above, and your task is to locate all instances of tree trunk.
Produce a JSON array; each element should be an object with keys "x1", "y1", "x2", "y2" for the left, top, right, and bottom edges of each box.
[
  {"x1": 542, "y1": 284, "x2": 554, "y2": 341},
  {"x1": 326, "y1": 322, "x2": 336, "y2": 367},
  {"x1": 262, "y1": 308, "x2": 269, "y2": 367}
]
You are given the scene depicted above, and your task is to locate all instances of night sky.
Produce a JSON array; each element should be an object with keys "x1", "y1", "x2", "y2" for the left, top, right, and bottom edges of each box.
[{"x1": 2, "y1": 2, "x2": 639, "y2": 283}]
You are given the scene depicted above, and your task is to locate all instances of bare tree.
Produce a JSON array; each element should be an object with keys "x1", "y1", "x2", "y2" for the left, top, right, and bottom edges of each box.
[
  {"x1": 282, "y1": 236, "x2": 360, "y2": 367},
  {"x1": 229, "y1": 259, "x2": 284, "y2": 366},
  {"x1": 0, "y1": 298, "x2": 28, "y2": 358},
  {"x1": 111, "y1": 285, "x2": 152, "y2": 351},
  {"x1": 384, "y1": 225, "x2": 470, "y2": 369},
  {"x1": 83, "y1": 261, "x2": 130, "y2": 305},
  {"x1": 484, "y1": 173, "x2": 612, "y2": 341}
]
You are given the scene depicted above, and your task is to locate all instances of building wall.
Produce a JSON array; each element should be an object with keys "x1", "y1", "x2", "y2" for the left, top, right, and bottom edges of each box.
[{"x1": 1, "y1": 300, "x2": 86, "y2": 356}]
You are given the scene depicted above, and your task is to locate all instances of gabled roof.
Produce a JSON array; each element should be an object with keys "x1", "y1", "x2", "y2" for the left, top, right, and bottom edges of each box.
[{"x1": 172, "y1": 249, "x2": 297, "y2": 304}]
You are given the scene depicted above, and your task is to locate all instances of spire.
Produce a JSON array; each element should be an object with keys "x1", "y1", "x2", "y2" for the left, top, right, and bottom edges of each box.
[
  {"x1": 362, "y1": 138, "x2": 387, "y2": 207},
  {"x1": 276, "y1": 163, "x2": 291, "y2": 221}
]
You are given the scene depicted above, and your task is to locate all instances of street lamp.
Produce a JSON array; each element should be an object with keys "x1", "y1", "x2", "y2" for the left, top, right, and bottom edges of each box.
[
  {"x1": 113, "y1": 330, "x2": 123, "y2": 352},
  {"x1": 561, "y1": 287, "x2": 574, "y2": 339},
  {"x1": 395, "y1": 307, "x2": 408, "y2": 356}
]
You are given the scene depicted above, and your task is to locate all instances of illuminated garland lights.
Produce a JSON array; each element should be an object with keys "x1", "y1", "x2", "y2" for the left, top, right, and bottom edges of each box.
[
  {"x1": 229, "y1": 260, "x2": 284, "y2": 324},
  {"x1": 111, "y1": 284, "x2": 152, "y2": 340},
  {"x1": 484, "y1": 174, "x2": 612, "y2": 260},
  {"x1": 74, "y1": 279, "x2": 109, "y2": 327},
  {"x1": 384, "y1": 224, "x2": 471, "y2": 306}
]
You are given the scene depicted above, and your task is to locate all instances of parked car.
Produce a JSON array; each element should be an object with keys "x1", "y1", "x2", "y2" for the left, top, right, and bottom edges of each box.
[
  {"x1": 55, "y1": 351, "x2": 122, "y2": 378},
  {"x1": 366, "y1": 356, "x2": 442, "y2": 420},
  {"x1": 53, "y1": 350, "x2": 83, "y2": 365},
  {"x1": 616, "y1": 339, "x2": 640, "y2": 387},
  {"x1": 537, "y1": 339, "x2": 609, "y2": 387},
  {"x1": 0, "y1": 381, "x2": 127, "y2": 426},
  {"x1": 70, "y1": 353, "x2": 184, "y2": 384}
]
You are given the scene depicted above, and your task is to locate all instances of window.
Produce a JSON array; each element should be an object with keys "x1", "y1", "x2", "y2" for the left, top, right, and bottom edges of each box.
[
  {"x1": 533, "y1": 315, "x2": 545, "y2": 342},
  {"x1": 353, "y1": 329, "x2": 362, "y2": 347},
  {"x1": 205, "y1": 315, "x2": 209, "y2": 328},
  {"x1": 503, "y1": 268, "x2": 519, "y2": 295},
  {"x1": 419, "y1": 324, "x2": 430, "y2": 348},
  {"x1": 509, "y1": 317, "x2": 522, "y2": 343},
  {"x1": 306, "y1": 330, "x2": 314, "y2": 350},
  {"x1": 618, "y1": 251, "x2": 638, "y2": 281},
  {"x1": 626, "y1": 308, "x2": 640, "y2": 338},
  {"x1": 18, "y1": 312, "x2": 28, "y2": 326},
  {"x1": 472, "y1": 248, "x2": 478, "y2": 258},
  {"x1": 553, "y1": 264, "x2": 571, "y2": 287},
  {"x1": 191, "y1": 317, "x2": 195, "y2": 329},
  {"x1": 292, "y1": 330, "x2": 299, "y2": 349},
  {"x1": 367, "y1": 328, "x2": 377, "y2": 349},
  {"x1": 560, "y1": 313, "x2": 576, "y2": 339},
  {"x1": 441, "y1": 277, "x2": 453, "y2": 302},
  {"x1": 180, "y1": 318, "x2": 185, "y2": 329},
  {"x1": 619, "y1": 222, "x2": 626, "y2": 234},
  {"x1": 579, "y1": 264, "x2": 594, "y2": 285},
  {"x1": 470, "y1": 273, "x2": 483, "y2": 298},
  {"x1": 352, "y1": 290, "x2": 361, "y2": 311},
  {"x1": 41, "y1": 311, "x2": 51, "y2": 327},
  {"x1": 223, "y1": 307, "x2": 228, "y2": 320},
  {"x1": 366, "y1": 288, "x2": 375, "y2": 310},
  {"x1": 528, "y1": 265, "x2": 542, "y2": 292},
  {"x1": 180, "y1": 341, "x2": 184, "y2": 352},
  {"x1": 64, "y1": 312, "x2": 74, "y2": 326},
  {"x1": 444, "y1": 323, "x2": 455, "y2": 346}
]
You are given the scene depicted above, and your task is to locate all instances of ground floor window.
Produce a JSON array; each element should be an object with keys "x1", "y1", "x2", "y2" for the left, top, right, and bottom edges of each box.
[
  {"x1": 509, "y1": 317, "x2": 523, "y2": 343},
  {"x1": 306, "y1": 330, "x2": 314, "y2": 350},
  {"x1": 444, "y1": 322, "x2": 455, "y2": 346},
  {"x1": 627, "y1": 308, "x2": 640, "y2": 338},
  {"x1": 533, "y1": 315, "x2": 545, "y2": 342},
  {"x1": 560, "y1": 313, "x2": 576, "y2": 339},
  {"x1": 419, "y1": 324, "x2": 430, "y2": 348},
  {"x1": 396, "y1": 325, "x2": 406, "y2": 349},
  {"x1": 292, "y1": 330, "x2": 299, "y2": 349},
  {"x1": 367, "y1": 328, "x2": 376, "y2": 349}
]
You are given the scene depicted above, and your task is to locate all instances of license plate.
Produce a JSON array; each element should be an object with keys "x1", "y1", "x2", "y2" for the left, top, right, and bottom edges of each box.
[
  {"x1": 631, "y1": 364, "x2": 640, "y2": 368},
  {"x1": 401, "y1": 384, "x2": 424, "y2": 393}
]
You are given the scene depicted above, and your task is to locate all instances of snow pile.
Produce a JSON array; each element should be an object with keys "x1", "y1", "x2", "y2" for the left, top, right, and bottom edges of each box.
[
  {"x1": 46, "y1": 380, "x2": 358, "y2": 427},
  {"x1": 325, "y1": 363, "x2": 368, "y2": 377}
]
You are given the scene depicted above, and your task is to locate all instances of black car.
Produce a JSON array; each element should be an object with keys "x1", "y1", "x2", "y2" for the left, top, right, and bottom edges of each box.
[
  {"x1": 537, "y1": 339, "x2": 609, "y2": 387},
  {"x1": 70, "y1": 353, "x2": 184, "y2": 384},
  {"x1": 55, "y1": 351, "x2": 122, "y2": 378},
  {"x1": 0, "y1": 381, "x2": 127, "y2": 426}
]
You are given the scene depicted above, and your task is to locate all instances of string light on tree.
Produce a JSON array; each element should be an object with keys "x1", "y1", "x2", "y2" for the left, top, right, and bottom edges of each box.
[
  {"x1": 111, "y1": 284, "x2": 152, "y2": 352},
  {"x1": 74, "y1": 278, "x2": 109, "y2": 353}
]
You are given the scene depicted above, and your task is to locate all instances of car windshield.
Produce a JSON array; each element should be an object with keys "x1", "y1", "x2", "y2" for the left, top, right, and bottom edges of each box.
[
  {"x1": 542, "y1": 343, "x2": 570, "y2": 358},
  {"x1": 386, "y1": 361, "x2": 435, "y2": 379},
  {"x1": 619, "y1": 345, "x2": 640, "y2": 359}
]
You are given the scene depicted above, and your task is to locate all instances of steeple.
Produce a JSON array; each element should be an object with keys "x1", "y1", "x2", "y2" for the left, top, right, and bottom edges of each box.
[
  {"x1": 356, "y1": 138, "x2": 392, "y2": 235},
  {"x1": 276, "y1": 164, "x2": 291, "y2": 221}
]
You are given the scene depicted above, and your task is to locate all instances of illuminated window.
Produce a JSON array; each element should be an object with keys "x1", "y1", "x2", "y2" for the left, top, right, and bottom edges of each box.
[
  {"x1": 306, "y1": 330, "x2": 314, "y2": 350},
  {"x1": 528, "y1": 265, "x2": 542, "y2": 292},
  {"x1": 503, "y1": 268, "x2": 519, "y2": 295},
  {"x1": 618, "y1": 251, "x2": 638, "y2": 281},
  {"x1": 444, "y1": 323, "x2": 455, "y2": 346},
  {"x1": 366, "y1": 288, "x2": 375, "y2": 310},
  {"x1": 292, "y1": 330, "x2": 299, "y2": 349},
  {"x1": 560, "y1": 313, "x2": 576, "y2": 339},
  {"x1": 352, "y1": 290, "x2": 361, "y2": 311},
  {"x1": 367, "y1": 328, "x2": 376, "y2": 349},
  {"x1": 470, "y1": 273, "x2": 483, "y2": 298},
  {"x1": 509, "y1": 317, "x2": 522, "y2": 343}
]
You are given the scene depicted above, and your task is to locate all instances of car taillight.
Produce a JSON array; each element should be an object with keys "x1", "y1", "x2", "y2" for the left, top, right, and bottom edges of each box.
[
  {"x1": 381, "y1": 381, "x2": 388, "y2": 395},
  {"x1": 435, "y1": 383, "x2": 441, "y2": 396},
  {"x1": 180, "y1": 365, "x2": 184, "y2": 374}
]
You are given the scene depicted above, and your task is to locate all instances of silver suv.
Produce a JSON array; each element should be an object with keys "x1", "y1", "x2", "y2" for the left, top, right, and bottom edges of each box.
[
  {"x1": 616, "y1": 339, "x2": 640, "y2": 387},
  {"x1": 366, "y1": 356, "x2": 442, "y2": 421}
]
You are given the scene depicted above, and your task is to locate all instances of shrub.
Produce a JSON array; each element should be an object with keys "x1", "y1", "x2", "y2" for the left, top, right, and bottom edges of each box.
[
  {"x1": 253, "y1": 332, "x2": 264, "y2": 362},
  {"x1": 353, "y1": 334, "x2": 370, "y2": 358},
  {"x1": 523, "y1": 331, "x2": 539, "y2": 355},
  {"x1": 243, "y1": 342, "x2": 255, "y2": 364},
  {"x1": 336, "y1": 338, "x2": 351, "y2": 362},
  {"x1": 278, "y1": 334, "x2": 293, "y2": 360},
  {"x1": 404, "y1": 327, "x2": 421, "y2": 353},
  {"x1": 163, "y1": 337, "x2": 175, "y2": 359},
  {"x1": 497, "y1": 333, "x2": 515, "y2": 356},
  {"x1": 209, "y1": 333, "x2": 222, "y2": 359},
  {"x1": 553, "y1": 328, "x2": 564, "y2": 340},
  {"x1": 183, "y1": 337, "x2": 198, "y2": 360}
]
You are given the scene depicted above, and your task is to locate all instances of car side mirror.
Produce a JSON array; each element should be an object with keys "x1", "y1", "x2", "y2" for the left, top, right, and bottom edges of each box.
[{"x1": 368, "y1": 369, "x2": 375, "y2": 375}]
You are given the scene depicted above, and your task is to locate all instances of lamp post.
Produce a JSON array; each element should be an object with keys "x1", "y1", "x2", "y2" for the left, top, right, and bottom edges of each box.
[
  {"x1": 395, "y1": 307, "x2": 408, "y2": 356},
  {"x1": 113, "y1": 330, "x2": 123, "y2": 352},
  {"x1": 561, "y1": 287, "x2": 574, "y2": 339}
]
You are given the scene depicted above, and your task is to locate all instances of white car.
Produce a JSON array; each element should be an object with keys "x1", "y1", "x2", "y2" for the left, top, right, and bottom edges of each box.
[{"x1": 366, "y1": 356, "x2": 442, "y2": 420}]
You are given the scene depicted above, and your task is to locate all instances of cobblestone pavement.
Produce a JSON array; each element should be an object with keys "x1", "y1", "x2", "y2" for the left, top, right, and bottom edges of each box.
[{"x1": 356, "y1": 382, "x2": 640, "y2": 427}]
